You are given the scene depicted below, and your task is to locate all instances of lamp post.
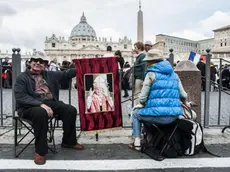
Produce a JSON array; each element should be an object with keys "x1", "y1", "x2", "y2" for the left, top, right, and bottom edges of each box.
[
  {"x1": 168, "y1": 49, "x2": 174, "y2": 67},
  {"x1": 204, "y1": 49, "x2": 211, "y2": 128}
]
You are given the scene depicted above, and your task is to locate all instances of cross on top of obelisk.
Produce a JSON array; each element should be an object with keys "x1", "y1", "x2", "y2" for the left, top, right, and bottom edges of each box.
[{"x1": 139, "y1": 0, "x2": 142, "y2": 11}]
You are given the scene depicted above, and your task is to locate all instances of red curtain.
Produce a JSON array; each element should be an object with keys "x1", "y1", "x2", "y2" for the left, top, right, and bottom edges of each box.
[{"x1": 74, "y1": 57, "x2": 122, "y2": 131}]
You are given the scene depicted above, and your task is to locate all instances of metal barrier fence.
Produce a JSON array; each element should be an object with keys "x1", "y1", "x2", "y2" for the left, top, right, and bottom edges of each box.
[
  {"x1": 1, "y1": 49, "x2": 229, "y2": 129},
  {"x1": 2, "y1": 50, "x2": 230, "y2": 129},
  {"x1": 0, "y1": 58, "x2": 3, "y2": 126},
  {"x1": 204, "y1": 50, "x2": 211, "y2": 127},
  {"x1": 203, "y1": 56, "x2": 230, "y2": 128}
]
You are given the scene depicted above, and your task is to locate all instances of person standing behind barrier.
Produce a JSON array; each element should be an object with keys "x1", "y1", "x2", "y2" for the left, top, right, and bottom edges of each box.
[
  {"x1": 133, "y1": 42, "x2": 146, "y2": 105},
  {"x1": 60, "y1": 60, "x2": 70, "y2": 89},
  {"x1": 218, "y1": 65, "x2": 230, "y2": 89},
  {"x1": 3, "y1": 68, "x2": 11, "y2": 88},
  {"x1": 43, "y1": 60, "x2": 49, "y2": 71},
  {"x1": 2, "y1": 57, "x2": 9, "y2": 87},
  {"x1": 49, "y1": 58, "x2": 60, "y2": 71},
  {"x1": 103, "y1": 46, "x2": 114, "y2": 57},
  {"x1": 114, "y1": 50, "x2": 124, "y2": 69},
  {"x1": 2, "y1": 57, "x2": 9, "y2": 68},
  {"x1": 122, "y1": 62, "x2": 131, "y2": 98},
  {"x1": 114, "y1": 50, "x2": 125, "y2": 97},
  {"x1": 14, "y1": 57, "x2": 84, "y2": 165},
  {"x1": 210, "y1": 62, "x2": 217, "y2": 91},
  {"x1": 196, "y1": 58, "x2": 206, "y2": 91},
  {"x1": 144, "y1": 41, "x2": 153, "y2": 52}
]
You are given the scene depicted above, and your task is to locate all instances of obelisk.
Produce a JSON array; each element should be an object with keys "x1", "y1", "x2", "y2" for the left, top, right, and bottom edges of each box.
[{"x1": 137, "y1": 0, "x2": 144, "y2": 42}]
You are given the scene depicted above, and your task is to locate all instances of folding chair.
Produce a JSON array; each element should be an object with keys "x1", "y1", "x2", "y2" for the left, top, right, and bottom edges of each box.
[
  {"x1": 13, "y1": 115, "x2": 58, "y2": 158},
  {"x1": 141, "y1": 120, "x2": 179, "y2": 161}
]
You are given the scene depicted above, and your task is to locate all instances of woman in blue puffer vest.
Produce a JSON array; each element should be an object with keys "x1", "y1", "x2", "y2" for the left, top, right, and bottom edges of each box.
[{"x1": 129, "y1": 49, "x2": 189, "y2": 151}]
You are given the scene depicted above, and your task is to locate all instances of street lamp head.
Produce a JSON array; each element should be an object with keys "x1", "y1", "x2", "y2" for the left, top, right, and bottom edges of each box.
[
  {"x1": 16, "y1": 48, "x2": 21, "y2": 53},
  {"x1": 206, "y1": 49, "x2": 211, "y2": 53}
]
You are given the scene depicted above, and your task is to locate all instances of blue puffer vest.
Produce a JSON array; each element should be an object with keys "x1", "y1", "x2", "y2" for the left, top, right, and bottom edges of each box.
[{"x1": 137, "y1": 60, "x2": 182, "y2": 117}]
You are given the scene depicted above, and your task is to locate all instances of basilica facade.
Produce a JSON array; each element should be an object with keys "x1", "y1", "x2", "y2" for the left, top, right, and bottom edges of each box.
[{"x1": 44, "y1": 13, "x2": 133, "y2": 64}]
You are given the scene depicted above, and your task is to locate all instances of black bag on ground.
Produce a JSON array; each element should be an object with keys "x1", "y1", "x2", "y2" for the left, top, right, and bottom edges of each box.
[
  {"x1": 177, "y1": 119, "x2": 204, "y2": 155},
  {"x1": 176, "y1": 119, "x2": 220, "y2": 157}
]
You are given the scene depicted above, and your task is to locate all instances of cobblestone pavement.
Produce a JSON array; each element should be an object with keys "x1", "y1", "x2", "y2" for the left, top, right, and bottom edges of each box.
[{"x1": 1, "y1": 89, "x2": 230, "y2": 127}]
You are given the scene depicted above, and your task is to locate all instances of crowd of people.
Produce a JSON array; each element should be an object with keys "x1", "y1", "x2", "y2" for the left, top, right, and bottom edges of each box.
[
  {"x1": 0, "y1": 57, "x2": 76, "y2": 89},
  {"x1": 195, "y1": 57, "x2": 230, "y2": 91}
]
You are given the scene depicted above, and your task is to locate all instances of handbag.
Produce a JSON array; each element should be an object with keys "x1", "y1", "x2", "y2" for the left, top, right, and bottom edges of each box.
[{"x1": 179, "y1": 103, "x2": 197, "y2": 121}]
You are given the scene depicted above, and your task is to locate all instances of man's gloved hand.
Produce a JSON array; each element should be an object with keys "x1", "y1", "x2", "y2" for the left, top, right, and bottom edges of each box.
[{"x1": 132, "y1": 104, "x2": 144, "y2": 111}]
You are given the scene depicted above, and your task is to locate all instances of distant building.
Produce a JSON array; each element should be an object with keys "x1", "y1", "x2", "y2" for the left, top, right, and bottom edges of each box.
[
  {"x1": 212, "y1": 25, "x2": 230, "y2": 59},
  {"x1": 154, "y1": 34, "x2": 198, "y2": 55},
  {"x1": 197, "y1": 38, "x2": 214, "y2": 54},
  {"x1": 154, "y1": 25, "x2": 230, "y2": 61},
  {"x1": 44, "y1": 13, "x2": 133, "y2": 64}
]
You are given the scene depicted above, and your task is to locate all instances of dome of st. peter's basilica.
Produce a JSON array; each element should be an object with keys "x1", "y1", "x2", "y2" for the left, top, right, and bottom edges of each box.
[{"x1": 70, "y1": 12, "x2": 97, "y2": 39}]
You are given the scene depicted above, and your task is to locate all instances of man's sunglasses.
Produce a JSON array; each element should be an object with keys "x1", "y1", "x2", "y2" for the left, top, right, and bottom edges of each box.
[{"x1": 30, "y1": 58, "x2": 44, "y2": 64}]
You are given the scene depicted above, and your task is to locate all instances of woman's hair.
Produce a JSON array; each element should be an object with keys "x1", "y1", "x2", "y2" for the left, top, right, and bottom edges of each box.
[
  {"x1": 134, "y1": 42, "x2": 144, "y2": 51},
  {"x1": 114, "y1": 50, "x2": 122, "y2": 57},
  {"x1": 62, "y1": 60, "x2": 68, "y2": 66},
  {"x1": 124, "y1": 62, "x2": 130, "y2": 68},
  {"x1": 106, "y1": 46, "x2": 112, "y2": 52}
]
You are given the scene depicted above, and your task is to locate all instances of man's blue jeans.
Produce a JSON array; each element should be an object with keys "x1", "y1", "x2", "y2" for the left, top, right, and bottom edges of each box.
[{"x1": 132, "y1": 110, "x2": 177, "y2": 137}]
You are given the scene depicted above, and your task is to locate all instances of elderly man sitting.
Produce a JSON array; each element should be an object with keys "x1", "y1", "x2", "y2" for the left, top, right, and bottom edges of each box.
[
  {"x1": 14, "y1": 57, "x2": 84, "y2": 165},
  {"x1": 129, "y1": 49, "x2": 189, "y2": 151}
]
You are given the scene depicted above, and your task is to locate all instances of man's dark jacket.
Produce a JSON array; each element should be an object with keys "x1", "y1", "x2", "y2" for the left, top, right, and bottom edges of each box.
[
  {"x1": 196, "y1": 61, "x2": 205, "y2": 76},
  {"x1": 134, "y1": 53, "x2": 146, "y2": 80},
  {"x1": 14, "y1": 69, "x2": 76, "y2": 115}
]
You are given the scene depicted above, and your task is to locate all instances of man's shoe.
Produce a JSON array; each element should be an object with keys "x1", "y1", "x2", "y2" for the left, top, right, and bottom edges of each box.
[
  {"x1": 34, "y1": 153, "x2": 45, "y2": 165},
  {"x1": 61, "y1": 143, "x2": 85, "y2": 150},
  {"x1": 123, "y1": 94, "x2": 129, "y2": 98}
]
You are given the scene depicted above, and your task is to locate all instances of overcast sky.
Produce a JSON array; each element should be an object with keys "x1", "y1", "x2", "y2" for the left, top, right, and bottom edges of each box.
[{"x1": 0, "y1": 0, "x2": 230, "y2": 53}]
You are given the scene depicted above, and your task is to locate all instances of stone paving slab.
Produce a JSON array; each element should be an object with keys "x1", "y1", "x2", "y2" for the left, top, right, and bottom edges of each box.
[
  {"x1": 0, "y1": 128, "x2": 13, "y2": 136},
  {"x1": 1, "y1": 127, "x2": 230, "y2": 145}
]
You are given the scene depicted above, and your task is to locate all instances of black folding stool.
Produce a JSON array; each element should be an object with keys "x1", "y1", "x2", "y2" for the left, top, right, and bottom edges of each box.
[{"x1": 141, "y1": 121, "x2": 179, "y2": 161}]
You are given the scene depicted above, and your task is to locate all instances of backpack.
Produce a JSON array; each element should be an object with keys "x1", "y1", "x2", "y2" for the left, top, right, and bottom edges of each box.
[
  {"x1": 176, "y1": 119, "x2": 220, "y2": 157},
  {"x1": 181, "y1": 119, "x2": 203, "y2": 155}
]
